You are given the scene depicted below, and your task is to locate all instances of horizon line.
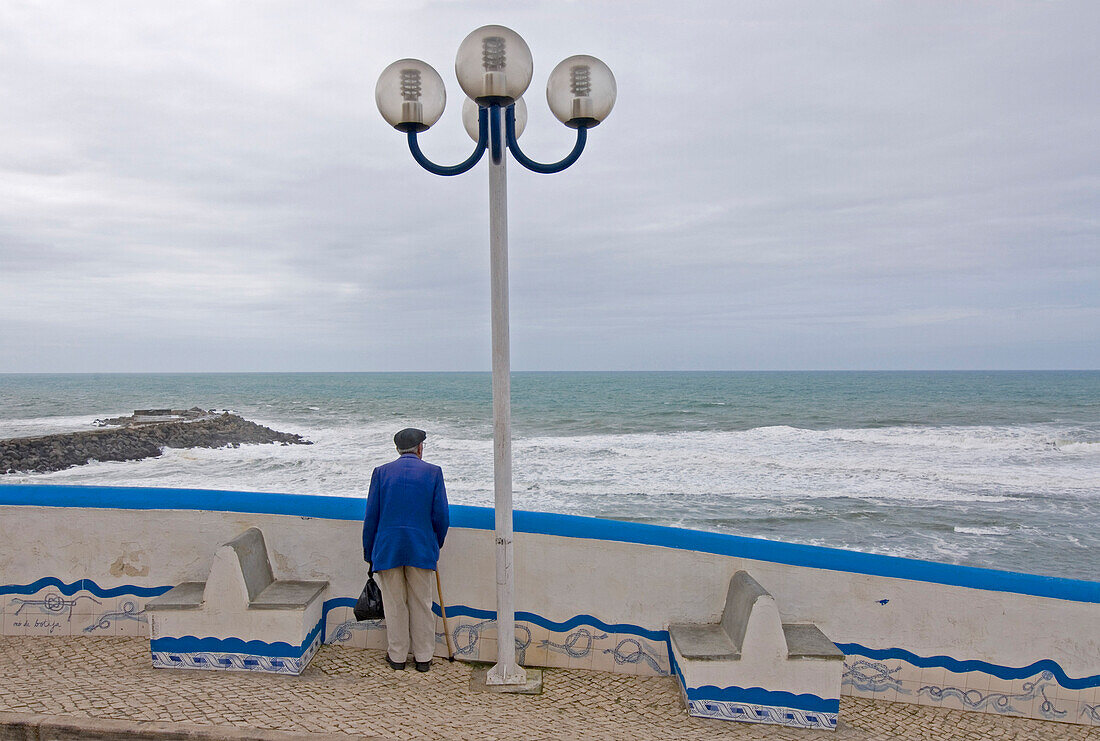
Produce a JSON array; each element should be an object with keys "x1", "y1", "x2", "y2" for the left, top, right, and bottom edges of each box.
[{"x1": 2, "y1": 368, "x2": 1098, "y2": 375}]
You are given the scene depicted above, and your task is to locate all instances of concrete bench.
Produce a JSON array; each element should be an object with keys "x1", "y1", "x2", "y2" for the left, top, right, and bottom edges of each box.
[
  {"x1": 146, "y1": 528, "x2": 328, "y2": 675},
  {"x1": 669, "y1": 570, "x2": 844, "y2": 731}
]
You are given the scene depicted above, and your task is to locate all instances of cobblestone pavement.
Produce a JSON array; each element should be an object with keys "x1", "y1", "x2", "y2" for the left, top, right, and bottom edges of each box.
[{"x1": 0, "y1": 637, "x2": 1096, "y2": 740}]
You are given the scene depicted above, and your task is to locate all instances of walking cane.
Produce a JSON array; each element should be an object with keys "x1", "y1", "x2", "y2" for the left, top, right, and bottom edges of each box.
[{"x1": 435, "y1": 569, "x2": 456, "y2": 662}]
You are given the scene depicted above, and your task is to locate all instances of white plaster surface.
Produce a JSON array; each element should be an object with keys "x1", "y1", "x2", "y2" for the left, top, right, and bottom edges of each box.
[
  {"x1": 149, "y1": 599, "x2": 320, "y2": 647},
  {"x1": 672, "y1": 639, "x2": 843, "y2": 699}
]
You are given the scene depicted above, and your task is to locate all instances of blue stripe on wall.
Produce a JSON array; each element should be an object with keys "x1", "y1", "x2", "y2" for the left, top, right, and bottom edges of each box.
[
  {"x1": 0, "y1": 576, "x2": 171, "y2": 599},
  {"x1": 320, "y1": 597, "x2": 669, "y2": 641},
  {"x1": 835, "y1": 643, "x2": 1100, "y2": 691},
  {"x1": 2, "y1": 484, "x2": 1097, "y2": 603},
  {"x1": 430, "y1": 603, "x2": 670, "y2": 642}
]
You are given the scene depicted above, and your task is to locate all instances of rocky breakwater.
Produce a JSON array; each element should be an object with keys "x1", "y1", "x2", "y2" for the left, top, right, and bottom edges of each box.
[{"x1": 1, "y1": 409, "x2": 312, "y2": 474}]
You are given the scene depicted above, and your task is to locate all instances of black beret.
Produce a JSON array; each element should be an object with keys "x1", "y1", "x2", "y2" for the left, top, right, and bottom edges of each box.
[{"x1": 394, "y1": 428, "x2": 427, "y2": 450}]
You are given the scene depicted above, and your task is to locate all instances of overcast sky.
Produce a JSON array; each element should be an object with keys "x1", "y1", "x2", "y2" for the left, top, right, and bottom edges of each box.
[{"x1": 1, "y1": 1, "x2": 1097, "y2": 372}]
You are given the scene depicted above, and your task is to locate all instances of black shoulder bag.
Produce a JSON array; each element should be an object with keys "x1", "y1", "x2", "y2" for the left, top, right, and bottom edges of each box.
[{"x1": 354, "y1": 569, "x2": 385, "y2": 621}]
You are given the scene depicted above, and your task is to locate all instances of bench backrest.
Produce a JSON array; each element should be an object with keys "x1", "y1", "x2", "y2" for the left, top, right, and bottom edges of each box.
[
  {"x1": 720, "y1": 570, "x2": 787, "y2": 659},
  {"x1": 203, "y1": 527, "x2": 275, "y2": 607},
  {"x1": 224, "y1": 527, "x2": 275, "y2": 602}
]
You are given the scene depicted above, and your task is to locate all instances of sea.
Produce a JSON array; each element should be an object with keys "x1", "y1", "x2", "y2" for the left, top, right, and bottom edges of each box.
[{"x1": 1, "y1": 371, "x2": 1097, "y2": 582}]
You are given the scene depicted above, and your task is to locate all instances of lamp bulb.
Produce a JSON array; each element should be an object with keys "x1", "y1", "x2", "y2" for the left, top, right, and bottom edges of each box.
[
  {"x1": 569, "y1": 64, "x2": 593, "y2": 120},
  {"x1": 400, "y1": 68, "x2": 424, "y2": 125},
  {"x1": 482, "y1": 36, "x2": 506, "y2": 71}
]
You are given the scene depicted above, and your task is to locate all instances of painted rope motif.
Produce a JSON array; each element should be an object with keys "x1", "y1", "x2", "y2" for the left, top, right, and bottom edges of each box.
[
  {"x1": 83, "y1": 599, "x2": 147, "y2": 634},
  {"x1": 919, "y1": 671, "x2": 1066, "y2": 720},
  {"x1": 843, "y1": 659, "x2": 908, "y2": 694},
  {"x1": 688, "y1": 699, "x2": 838, "y2": 730}
]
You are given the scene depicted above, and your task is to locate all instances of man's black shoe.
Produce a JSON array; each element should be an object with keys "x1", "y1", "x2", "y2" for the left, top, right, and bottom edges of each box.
[
  {"x1": 386, "y1": 656, "x2": 406, "y2": 671},
  {"x1": 415, "y1": 661, "x2": 431, "y2": 672}
]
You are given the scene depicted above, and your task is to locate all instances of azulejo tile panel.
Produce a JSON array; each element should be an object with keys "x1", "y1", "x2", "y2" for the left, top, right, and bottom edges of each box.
[
  {"x1": 687, "y1": 698, "x2": 838, "y2": 730},
  {"x1": 842, "y1": 655, "x2": 1100, "y2": 726},
  {"x1": 603, "y1": 634, "x2": 670, "y2": 676},
  {"x1": 85, "y1": 598, "x2": 149, "y2": 637},
  {"x1": 8, "y1": 590, "x2": 97, "y2": 637},
  {"x1": 4, "y1": 585, "x2": 152, "y2": 638},
  {"x1": 842, "y1": 657, "x2": 907, "y2": 696},
  {"x1": 152, "y1": 649, "x2": 308, "y2": 674},
  {"x1": 916, "y1": 671, "x2": 1070, "y2": 722},
  {"x1": 329, "y1": 616, "x2": 381, "y2": 649},
  {"x1": 149, "y1": 619, "x2": 324, "y2": 676}
]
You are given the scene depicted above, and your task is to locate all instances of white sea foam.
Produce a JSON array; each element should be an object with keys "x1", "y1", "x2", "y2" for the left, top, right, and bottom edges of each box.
[
  {"x1": 12, "y1": 419, "x2": 1097, "y2": 510},
  {"x1": 954, "y1": 526, "x2": 1013, "y2": 536},
  {"x1": 1056, "y1": 440, "x2": 1100, "y2": 452},
  {"x1": 0, "y1": 415, "x2": 108, "y2": 439}
]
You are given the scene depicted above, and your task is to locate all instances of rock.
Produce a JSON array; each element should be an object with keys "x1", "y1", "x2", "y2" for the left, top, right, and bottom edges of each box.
[{"x1": 0, "y1": 412, "x2": 312, "y2": 475}]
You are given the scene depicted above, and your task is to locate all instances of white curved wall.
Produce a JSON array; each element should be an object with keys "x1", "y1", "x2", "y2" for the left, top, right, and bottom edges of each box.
[{"x1": 0, "y1": 485, "x2": 1096, "y2": 727}]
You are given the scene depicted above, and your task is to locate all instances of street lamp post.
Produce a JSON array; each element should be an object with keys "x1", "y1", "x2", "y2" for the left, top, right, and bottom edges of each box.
[{"x1": 376, "y1": 25, "x2": 615, "y2": 686}]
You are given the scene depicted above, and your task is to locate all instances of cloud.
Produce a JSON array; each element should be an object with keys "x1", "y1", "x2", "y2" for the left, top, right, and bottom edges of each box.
[{"x1": 0, "y1": 0, "x2": 1097, "y2": 371}]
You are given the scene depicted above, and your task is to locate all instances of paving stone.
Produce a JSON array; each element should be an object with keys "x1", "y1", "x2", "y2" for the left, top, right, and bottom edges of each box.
[{"x1": 0, "y1": 637, "x2": 1097, "y2": 740}]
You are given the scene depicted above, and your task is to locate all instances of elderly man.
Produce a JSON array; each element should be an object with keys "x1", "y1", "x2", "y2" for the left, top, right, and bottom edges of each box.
[{"x1": 362, "y1": 427, "x2": 450, "y2": 672}]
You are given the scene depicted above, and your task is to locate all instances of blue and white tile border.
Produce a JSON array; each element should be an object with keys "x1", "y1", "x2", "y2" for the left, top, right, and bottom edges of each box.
[
  {"x1": 686, "y1": 699, "x2": 837, "y2": 729},
  {"x1": 150, "y1": 621, "x2": 323, "y2": 675}
]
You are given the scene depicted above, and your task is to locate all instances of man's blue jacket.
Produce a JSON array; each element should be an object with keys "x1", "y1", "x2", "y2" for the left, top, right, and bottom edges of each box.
[{"x1": 362, "y1": 453, "x2": 449, "y2": 572}]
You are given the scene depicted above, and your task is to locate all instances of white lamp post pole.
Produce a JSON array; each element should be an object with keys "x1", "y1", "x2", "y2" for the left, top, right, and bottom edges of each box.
[
  {"x1": 487, "y1": 113, "x2": 526, "y2": 684},
  {"x1": 377, "y1": 25, "x2": 616, "y2": 687}
]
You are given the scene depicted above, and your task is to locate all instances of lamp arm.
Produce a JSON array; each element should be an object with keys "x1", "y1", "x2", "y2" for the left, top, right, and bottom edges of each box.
[
  {"x1": 505, "y1": 105, "x2": 588, "y2": 174},
  {"x1": 407, "y1": 107, "x2": 489, "y2": 177}
]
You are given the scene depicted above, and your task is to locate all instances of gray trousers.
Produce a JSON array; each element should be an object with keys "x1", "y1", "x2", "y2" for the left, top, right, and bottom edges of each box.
[{"x1": 376, "y1": 566, "x2": 435, "y2": 663}]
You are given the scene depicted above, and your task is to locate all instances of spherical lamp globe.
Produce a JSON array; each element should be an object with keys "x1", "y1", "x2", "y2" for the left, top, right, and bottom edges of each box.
[
  {"x1": 546, "y1": 55, "x2": 616, "y2": 128},
  {"x1": 462, "y1": 97, "x2": 528, "y2": 142},
  {"x1": 455, "y1": 25, "x2": 533, "y2": 105},
  {"x1": 376, "y1": 59, "x2": 446, "y2": 132}
]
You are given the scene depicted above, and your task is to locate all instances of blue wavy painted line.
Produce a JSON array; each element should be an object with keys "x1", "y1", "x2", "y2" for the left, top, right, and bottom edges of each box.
[
  {"x1": 838, "y1": 643, "x2": 1100, "y2": 690},
  {"x1": 323, "y1": 597, "x2": 356, "y2": 613},
  {"x1": 685, "y1": 685, "x2": 839, "y2": 714},
  {"x1": 669, "y1": 645, "x2": 686, "y2": 685},
  {"x1": 151, "y1": 618, "x2": 323, "y2": 659},
  {"x1": 320, "y1": 597, "x2": 668, "y2": 642},
  {"x1": 0, "y1": 576, "x2": 171, "y2": 599},
  {"x1": 321, "y1": 597, "x2": 357, "y2": 643},
  {"x1": 3, "y1": 484, "x2": 1097, "y2": 603},
  {"x1": 435, "y1": 604, "x2": 669, "y2": 642}
]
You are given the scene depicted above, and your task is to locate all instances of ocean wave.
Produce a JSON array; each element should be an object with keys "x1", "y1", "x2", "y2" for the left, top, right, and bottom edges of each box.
[
  {"x1": 0, "y1": 414, "x2": 114, "y2": 439},
  {"x1": 1055, "y1": 440, "x2": 1100, "y2": 452},
  {"x1": 9, "y1": 420, "x2": 1097, "y2": 504}
]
